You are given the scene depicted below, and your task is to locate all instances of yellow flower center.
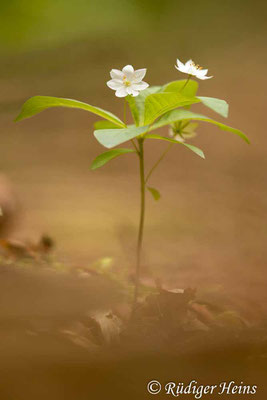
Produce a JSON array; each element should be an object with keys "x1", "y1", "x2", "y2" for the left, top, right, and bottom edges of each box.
[
  {"x1": 123, "y1": 76, "x2": 131, "y2": 86},
  {"x1": 191, "y1": 62, "x2": 202, "y2": 70}
]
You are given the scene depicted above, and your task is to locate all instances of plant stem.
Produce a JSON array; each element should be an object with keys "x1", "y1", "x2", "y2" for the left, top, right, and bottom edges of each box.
[
  {"x1": 123, "y1": 98, "x2": 139, "y2": 153},
  {"x1": 131, "y1": 139, "x2": 139, "y2": 153},
  {"x1": 132, "y1": 137, "x2": 146, "y2": 314},
  {"x1": 145, "y1": 143, "x2": 173, "y2": 184},
  {"x1": 123, "y1": 98, "x2": 127, "y2": 124},
  {"x1": 181, "y1": 74, "x2": 191, "y2": 91}
]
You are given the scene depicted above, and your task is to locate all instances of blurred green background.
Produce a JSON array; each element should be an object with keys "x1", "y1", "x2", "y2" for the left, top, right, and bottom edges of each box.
[{"x1": 0, "y1": 0, "x2": 266, "y2": 299}]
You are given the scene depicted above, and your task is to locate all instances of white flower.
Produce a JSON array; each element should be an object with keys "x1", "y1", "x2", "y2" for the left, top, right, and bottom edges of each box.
[
  {"x1": 107, "y1": 65, "x2": 149, "y2": 97},
  {"x1": 175, "y1": 58, "x2": 213, "y2": 80}
]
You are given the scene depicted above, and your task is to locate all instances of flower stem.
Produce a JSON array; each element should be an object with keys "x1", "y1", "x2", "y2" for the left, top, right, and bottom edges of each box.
[
  {"x1": 145, "y1": 143, "x2": 173, "y2": 184},
  {"x1": 132, "y1": 137, "x2": 146, "y2": 315},
  {"x1": 131, "y1": 139, "x2": 139, "y2": 153},
  {"x1": 123, "y1": 98, "x2": 127, "y2": 124},
  {"x1": 181, "y1": 74, "x2": 191, "y2": 91}
]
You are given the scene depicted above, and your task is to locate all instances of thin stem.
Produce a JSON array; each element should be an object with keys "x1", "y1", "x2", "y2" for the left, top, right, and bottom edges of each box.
[
  {"x1": 123, "y1": 98, "x2": 139, "y2": 153},
  {"x1": 123, "y1": 98, "x2": 127, "y2": 124},
  {"x1": 181, "y1": 74, "x2": 191, "y2": 91},
  {"x1": 132, "y1": 137, "x2": 146, "y2": 315},
  {"x1": 145, "y1": 143, "x2": 173, "y2": 184},
  {"x1": 131, "y1": 139, "x2": 139, "y2": 153}
]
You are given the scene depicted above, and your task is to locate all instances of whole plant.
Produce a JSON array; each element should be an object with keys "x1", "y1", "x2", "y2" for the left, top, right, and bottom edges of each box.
[{"x1": 15, "y1": 58, "x2": 249, "y2": 312}]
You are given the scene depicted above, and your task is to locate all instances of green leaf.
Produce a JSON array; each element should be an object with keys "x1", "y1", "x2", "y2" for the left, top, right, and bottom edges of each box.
[
  {"x1": 94, "y1": 120, "x2": 119, "y2": 130},
  {"x1": 15, "y1": 96, "x2": 126, "y2": 128},
  {"x1": 126, "y1": 95, "x2": 140, "y2": 126},
  {"x1": 163, "y1": 79, "x2": 199, "y2": 97},
  {"x1": 145, "y1": 134, "x2": 179, "y2": 144},
  {"x1": 128, "y1": 82, "x2": 198, "y2": 126},
  {"x1": 145, "y1": 134, "x2": 205, "y2": 159},
  {"x1": 144, "y1": 92, "x2": 200, "y2": 126},
  {"x1": 151, "y1": 109, "x2": 249, "y2": 143},
  {"x1": 147, "y1": 186, "x2": 161, "y2": 201},
  {"x1": 94, "y1": 125, "x2": 149, "y2": 148},
  {"x1": 127, "y1": 86, "x2": 162, "y2": 126},
  {"x1": 183, "y1": 143, "x2": 205, "y2": 159},
  {"x1": 198, "y1": 96, "x2": 229, "y2": 118},
  {"x1": 90, "y1": 148, "x2": 134, "y2": 170},
  {"x1": 183, "y1": 122, "x2": 198, "y2": 132}
]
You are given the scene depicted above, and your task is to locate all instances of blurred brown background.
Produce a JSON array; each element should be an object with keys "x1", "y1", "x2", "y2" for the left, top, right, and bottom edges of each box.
[
  {"x1": 0, "y1": 0, "x2": 267, "y2": 398},
  {"x1": 1, "y1": 0, "x2": 266, "y2": 296}
]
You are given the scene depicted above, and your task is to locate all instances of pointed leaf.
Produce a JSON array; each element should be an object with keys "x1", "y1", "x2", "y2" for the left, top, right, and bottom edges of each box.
[
  {"x1": 94, "y1": 125, "x2": 149, "y2": 148},
  {"x1": 144, "y1": 92, "x2": 200, "y2": 126},
  {"x1": 145, "y1": 134, "x2": 179, "y2": 144},
  {"x1": 151, "y1": 109, "x2": 249, "y2": 143},
  {"x1": 163, "y1": 79, "x2": 199, "y2": 97},
  {"x1": 145, "y1": 134, "x2": 205, "y2": 159},
  {"x1": 127, "y1": 86, "x2": 162, "y2": 126},
  {"x1": 90, "y1": 148, "x2": 134, "y2": 170},
  {"x1": 147, "y1": 186, "x2": 161, "y2": 201},
  {"x1": 128, "y1": 83, "x2": 198, "y2": 126},
  {"x1": 94, "y1": 120, "x2": 119, "y2": 130},
  {"x1": 198, "y1": 96, "x2": 229, "y2": 118},
  {"x1": 182, "y1": 143, "x2": 205, "y2": 159},
  {"x1": 15, "y1": 96, "x2": 126, "y2": 128}
]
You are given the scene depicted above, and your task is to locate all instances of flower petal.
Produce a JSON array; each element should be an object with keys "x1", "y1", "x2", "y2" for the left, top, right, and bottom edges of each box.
[
  {"x1": 185, "y1": 59, "x2": 193, "y2": 68},
  {"x1": 132, "y1": 81, "x2": 149, "y2": 91},
  {"x1": 197, "y1": 74, "x2": 213, "y2": 80},
  {"x1": 107, "y1": 79, "x2": 123, "y2": 90},
  {"x1": 132, "y1": 68, "x2": 147, "y2": 83},
  {"x1": 188, "y1": 65, "x2": 197, "y2": 75},
  {"x1": 175, "y1": 64, "x2": 187, "y2": 73},
  {"x1": 110, "y1": 69, "x2": 124, "y2": 80},
  {"x1": 176, "y1": 58, "x2": 185, "y2": 70},
  {"x1": 196, "y1": 68, "x2": 208, "y2": 77},
  {"x1": 175, "y1": 58, "x2": 189, "y2": 73},
  {"x1": 115, "y1": 87, "x2": 128, "y2": 97},
  {"x1": 126, "y1": 87, "x2": 139, "y2": 97},
  {"x1": 122, "y1": 65, "x2": 134, "y2": 80}
]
